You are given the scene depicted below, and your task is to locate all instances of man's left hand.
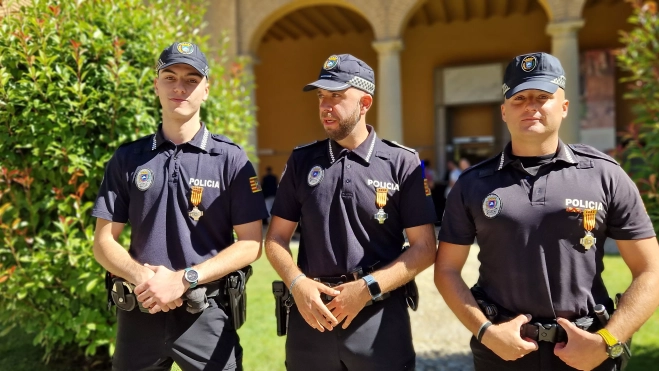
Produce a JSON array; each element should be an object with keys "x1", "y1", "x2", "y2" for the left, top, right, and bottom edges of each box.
[
  {"x1": 325, "y1": 280, "x2": 372, "y2": 329},
  {"x1": 134, "y1": 264, "x2": 186, "y2": 313},
  {"x1": 554, "y1": 318, "x2": 609, "y2": 370}
]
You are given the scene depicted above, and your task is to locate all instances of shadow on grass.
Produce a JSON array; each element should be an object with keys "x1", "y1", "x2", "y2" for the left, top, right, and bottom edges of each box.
[
  {"x1": 415, "y1": 351, "x2": 474, "y2": 371},
  {"x1": 0, "y1": 327, "x2": 111, "y2": 371},
  {"x1": 625, "y1": 343, "x2": 659, "y2": 371}
]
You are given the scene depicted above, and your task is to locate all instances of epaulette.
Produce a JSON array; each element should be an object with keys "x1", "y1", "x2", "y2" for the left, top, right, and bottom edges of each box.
[
  {"x1": 381, "y1": 139, "x2": 416, "y2": 153},
  {"x1": 118, "y1": 134, "x2": 151, "y2": 149},
  {"x1": 293, "y1": 140, "x2": 325, "y2": 151},
  {"x1": 568, "y1": 144, "x2": 619, "y2": 165},
  {"x1": 210, "y1": 133, "x2": 242, "y2": 149},
  {"x1": 462, "y1": 153, "x2": 500, "y2": 178},
  {"x1": 118, "y1": 134, "x2": 153, "y2": 154}
]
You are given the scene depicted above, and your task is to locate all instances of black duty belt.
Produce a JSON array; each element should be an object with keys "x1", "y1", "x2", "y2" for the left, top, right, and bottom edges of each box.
[
  {"x1": 200, "y1": 280, "x2": 224, "y2": 298},
  {"x1": 520, "y1": 317, "x2": 594, "y2": 343}
]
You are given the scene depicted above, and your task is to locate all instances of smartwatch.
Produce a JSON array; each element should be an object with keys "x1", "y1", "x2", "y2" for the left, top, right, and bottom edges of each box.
[
  {"x1": 362, "y1": 274, "x2": 382, "y2": 301},
  {"x1": 596, "y1": 328, "x2": 624, "y2": 359},
  {"x1": 184, "y1": 267, "x2": 199, "y2": 289}
]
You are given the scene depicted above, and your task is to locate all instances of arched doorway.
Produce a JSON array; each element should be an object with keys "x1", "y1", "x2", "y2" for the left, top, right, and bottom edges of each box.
[
  {"x1": 253, "y1": 4, "x2": 376, "y2": 177},
  {"x1": 400, "y1": 0, "x2": 550, "y2": 180}
]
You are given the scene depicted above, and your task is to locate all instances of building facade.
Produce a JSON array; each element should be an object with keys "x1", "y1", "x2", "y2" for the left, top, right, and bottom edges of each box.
[{"x1": 179, "y1": 1, "x2": 631, "y2": 177}]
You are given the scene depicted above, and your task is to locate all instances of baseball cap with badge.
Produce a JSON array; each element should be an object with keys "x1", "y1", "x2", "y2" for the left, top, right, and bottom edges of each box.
[
  {"x1": 156, "y1": 42, "x2": 210, "y2": 78},
  {"x1": 502, "y1": 52, "x2": 566, "y2": 99},
  {"x1": 303, "y1": 54, "x2": 375, "y2": 95}
]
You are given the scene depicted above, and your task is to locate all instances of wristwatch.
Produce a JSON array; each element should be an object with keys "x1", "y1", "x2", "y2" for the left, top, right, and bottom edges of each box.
[
  {"x1": 362, "y1": 274, "x2": 382, "y2": 301},
  {"x1": 184, "y1": 267, "x2": 199, "y2": 289},
  {"x1": 596, "y1": 328, "x2": 624, "y2": 359}
]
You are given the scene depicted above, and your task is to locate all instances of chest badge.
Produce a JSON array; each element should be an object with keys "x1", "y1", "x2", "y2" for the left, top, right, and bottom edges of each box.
[
  {"x1": 307, "y1": 165, "x2": 324, "y2": 187},
  {"x1": 482, "y1": 194, "x2": 502, "y2": 219},
  {"x1": 580, "y1": 208, "x2": 597, "y2": 250},
  {"x1": 135, "y1": 169, "x2": 154, "y2": 191},
  {"x1": 374, "y1": 188, "x2": 389, "y2": 224},
  {"x1": 189, "y1": 186, "x2": 204, "y2": 221}
]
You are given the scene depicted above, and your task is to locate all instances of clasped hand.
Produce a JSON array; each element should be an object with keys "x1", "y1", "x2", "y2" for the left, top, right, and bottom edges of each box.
[
  {"x1": 133, "y1": 264, "x2": 184, "y2": 314},
  {"x1": 292, "y1": 278, "x2": 372, "y2": 332}
]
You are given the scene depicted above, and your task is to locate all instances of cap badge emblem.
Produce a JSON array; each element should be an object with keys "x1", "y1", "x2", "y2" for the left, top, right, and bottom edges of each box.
[
  {"x1": 177, "y1": 42, "x2": 194, "y2": 55},
  {"x1": 323, "y1": 55, "x2": 339, "y2": 70},
  {"x1": 521, "y1": 56, "x2": 537, "y2": 72},
  {"x1": 135, "y1": 168, "x2": 154, "y2": 191},
  {"x1": 482, "y1": 193, "x2": 502, "y2": 219},
  {"x1": 307, "y1": 165, "x2": 324, "y2": 187}
]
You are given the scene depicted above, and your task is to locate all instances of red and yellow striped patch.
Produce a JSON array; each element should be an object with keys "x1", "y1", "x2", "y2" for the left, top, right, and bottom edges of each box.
[
  {"x1": 424, "y1": 179, "x2": 431, "y2": 196},
  {"x1": 249, "y1": 176, "x2": 262, "y2": 193}
]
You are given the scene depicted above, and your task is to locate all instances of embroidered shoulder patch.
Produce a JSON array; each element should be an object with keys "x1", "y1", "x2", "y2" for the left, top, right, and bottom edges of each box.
[{"x1": 249, "y1": 176, "x2": 262, "y2": 193}]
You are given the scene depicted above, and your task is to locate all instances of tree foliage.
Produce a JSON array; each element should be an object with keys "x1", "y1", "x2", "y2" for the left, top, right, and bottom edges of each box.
[
  {"x1": 0, "y1": 0, "x2": 255, "y2": 364},
  {"x1": 617, "y1": 0, "x2": 659, "y2": 230}
]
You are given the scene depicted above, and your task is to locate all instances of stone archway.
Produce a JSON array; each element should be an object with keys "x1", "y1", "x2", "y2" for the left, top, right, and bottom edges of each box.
[{"x1": 251, "y1": 3, "x2": 378, "y2": 177}]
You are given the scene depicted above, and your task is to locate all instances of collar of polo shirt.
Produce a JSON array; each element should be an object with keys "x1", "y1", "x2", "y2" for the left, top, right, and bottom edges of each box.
[
  {"x1": 151, "y1": 122, "x2": 211, "y2": 152},
  {"x1": 327, "y1": 125, "x2": 378, "y2": 164},
  {"x1": 497, "y1": 140, "x2": 578, "y2": 171}
]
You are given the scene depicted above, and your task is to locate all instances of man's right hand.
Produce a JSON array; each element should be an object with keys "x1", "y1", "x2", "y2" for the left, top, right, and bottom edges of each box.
[
  {"x1": 480, "y1": 314, "x2": 539, "y2": 361},
  {"x1": 133, "y1": 266, "x2": 182, "y2": 314},
  {"x1": 291, "y1": 278, "x2": 340, "y2": 332}
]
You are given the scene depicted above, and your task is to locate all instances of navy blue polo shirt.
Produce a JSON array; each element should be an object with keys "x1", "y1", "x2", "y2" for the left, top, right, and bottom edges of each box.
[
  {"x1": 438, "y1": 140, "x2": 655, "y2": 320},
  {"x1": 271, "y1": 126, "x2": 437, "y2": 277},
  {"x1": 92, "y1": 123, "x2": 268, "y2": 270}
]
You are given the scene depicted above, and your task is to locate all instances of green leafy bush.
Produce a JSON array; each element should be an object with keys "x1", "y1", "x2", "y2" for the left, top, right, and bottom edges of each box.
[
  {"x1": 0, "y1": 0, "x2": 255, "y2": 364},
  {"x1": 617, "y1": 0, "x2": 659, "y2": 230}
]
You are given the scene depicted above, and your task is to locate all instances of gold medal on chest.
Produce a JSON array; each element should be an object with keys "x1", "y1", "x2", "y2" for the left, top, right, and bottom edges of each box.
[
  {"x1": 374, "y1": 188, "x2": 388, "y2": 224},
  {"x1": 189, "y1": 186, "x2": 204, "y2": 221},
  {"x1": 579, "y1": 208, "x2": 597, "y2": 250}
]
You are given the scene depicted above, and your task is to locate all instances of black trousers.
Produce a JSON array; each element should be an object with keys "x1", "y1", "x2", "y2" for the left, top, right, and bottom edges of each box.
[
  {"x1": 112, "y1": 298, "x2": 242, "y2": 371},
  {"x1": 471, "y1": 336, "x2": 618, "y2": 371},
  {"x1": 285, "y1": 289, "x2": 415, "y2": 371}
]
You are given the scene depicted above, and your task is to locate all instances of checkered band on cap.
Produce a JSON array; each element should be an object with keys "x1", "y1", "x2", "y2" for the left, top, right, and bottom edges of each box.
[
  {"x1": 348, "y1": 76, "x2": 375, "y2": 95},
  {"x1": 502, "y1": 83, "x2": 510, "y2": 96},
  {"x1": 550, "y1": 75, "x2": 566, "y2": 88}
]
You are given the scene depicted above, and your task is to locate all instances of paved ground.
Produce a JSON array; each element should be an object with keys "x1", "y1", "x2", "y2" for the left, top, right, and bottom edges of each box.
[{"x1": 411, "y1": 243, "x2": 480, "y2": 371}]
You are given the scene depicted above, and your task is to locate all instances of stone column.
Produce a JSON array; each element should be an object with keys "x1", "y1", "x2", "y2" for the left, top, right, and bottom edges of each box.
[
  {"x1": 546, "y1": 20, "x2": 584, "y2": 144},
  {"x1": 372, "y1": 39, "x2": 404, "y2": 144}
]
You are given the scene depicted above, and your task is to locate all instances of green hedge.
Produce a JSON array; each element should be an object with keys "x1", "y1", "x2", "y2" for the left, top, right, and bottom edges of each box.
[
  {"x1": 617, "y1": 1, "x2": 659, "y2": 230},
  {"x1": 0, "y1": 0, "x2": 254, "y2": 363}
]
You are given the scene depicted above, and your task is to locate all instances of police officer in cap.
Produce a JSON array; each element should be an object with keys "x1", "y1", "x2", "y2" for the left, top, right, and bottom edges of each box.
[
  {"x1": 265, "y1": 54, "x2": 437, "y2": 370},
  {"x1": 92, "y1": 41, "x2": 268, "y2": 370},
  {"x1": 434, "y1": 51, "x2": 659, "y2": 370}
]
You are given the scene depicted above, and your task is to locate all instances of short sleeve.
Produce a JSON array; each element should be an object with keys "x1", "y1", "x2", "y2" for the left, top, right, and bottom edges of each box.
[
  {"x1": 229, "y1": 150, "x2": 269, "y2": 226},
  {"x1": 399, "y1": 156, "x2": 437, "y2": 228},
  {"x1": 437, "y1": 178, "x2": 476, "y2": 245},
  {"x1": 270, "y1": 155, "x2": 302, "y2": 222},
  {"x1": 606, "y1": 168, "x2": 656, "y2": 240},
  {"x1": 91, "y1": 152, "x2": 130, "y2": 223}
]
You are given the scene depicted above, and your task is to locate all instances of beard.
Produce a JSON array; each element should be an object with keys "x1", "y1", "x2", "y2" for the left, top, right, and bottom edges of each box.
[{"x1": 323, "y1": 103, "x2": 360, "y2": 141}]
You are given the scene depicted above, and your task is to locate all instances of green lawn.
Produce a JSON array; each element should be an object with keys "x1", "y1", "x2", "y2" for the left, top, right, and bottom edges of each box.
[
  {"x1": 601, "y1": 255, "x2": 659, "y2": 370},
  {"x1": 3, "y1": 254, "x2": 659, "y2": 371}
]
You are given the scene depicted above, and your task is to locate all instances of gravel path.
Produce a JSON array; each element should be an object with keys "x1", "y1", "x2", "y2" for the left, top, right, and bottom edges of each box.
[{"x1": 411, "y1": 242, "x2": 480, "y2": 371}]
